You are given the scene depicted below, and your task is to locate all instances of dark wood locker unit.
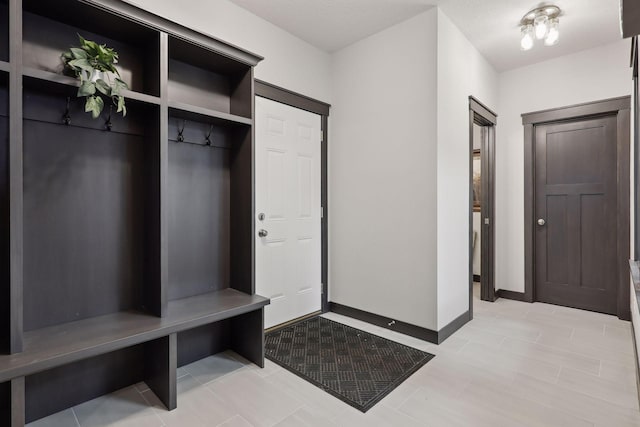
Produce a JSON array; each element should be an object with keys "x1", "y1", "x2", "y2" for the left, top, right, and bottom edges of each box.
[{"x1": 0, "y1": 0, "x2": 268, "y2": 425}]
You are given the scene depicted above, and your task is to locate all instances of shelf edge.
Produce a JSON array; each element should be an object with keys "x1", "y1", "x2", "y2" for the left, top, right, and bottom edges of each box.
[
  {"x1": 168, "y1": 100, "x2": 252, "y2": 126},
  {"x1": 22, "y1": 67, "x2": 161, "y2": 105}
]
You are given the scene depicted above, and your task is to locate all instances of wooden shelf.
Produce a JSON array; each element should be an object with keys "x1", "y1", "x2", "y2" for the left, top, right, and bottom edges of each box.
[
  {"x1": 169, "y1": 100, "x2": 252, "y2": 126},
  {"x1": 22, "y1": 67, "x2": 161, "y2": 105},
  {"x1": 0, "y1": 289, "x2": 269, "y2": 383},
  {"x1": 0, "y1": 61, "x2": 8, "y2": 73}
]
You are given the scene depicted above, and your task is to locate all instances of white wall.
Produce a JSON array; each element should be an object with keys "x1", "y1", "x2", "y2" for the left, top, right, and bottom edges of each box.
[
  {"x1": 329, "y1": 10, "x2": 439, "y2": 330},
  {"x1": 123, "y1": 0, "x2": 331, "y2": 102},
  {"x1": 496, "y1": 39, "x2": 632, "y2": 293},
  {"x1": 330, "y1": 8, "x2": 497, "y2": 332},
  {"x1": 436, "y1": 10, "x2": 498, "y2": 328}
]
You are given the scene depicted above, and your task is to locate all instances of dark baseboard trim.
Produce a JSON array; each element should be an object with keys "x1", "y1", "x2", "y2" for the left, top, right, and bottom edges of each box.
[
  {"x1": 632, "y1": 321, "x2": 640, "y2": 411},
  {"x1": 496, "y1": 289, "x2": 528, "y2": 302},
  {"x1": 328, "y1": 302, "x2": 470, "y2": 344},
  {"x1": 473, "y1": 274, "x2": 481, "y2": 282}
]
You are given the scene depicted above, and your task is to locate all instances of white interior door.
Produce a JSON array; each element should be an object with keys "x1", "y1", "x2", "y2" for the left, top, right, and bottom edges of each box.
[{"x1": 255, "y1": 97, "x2": 322, "y2": 329}]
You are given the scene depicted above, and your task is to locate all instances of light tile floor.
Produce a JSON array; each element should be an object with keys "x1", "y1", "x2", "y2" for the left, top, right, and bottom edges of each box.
[{"x1": 30, "y1": 284, "x2": 640, "y2": 426}]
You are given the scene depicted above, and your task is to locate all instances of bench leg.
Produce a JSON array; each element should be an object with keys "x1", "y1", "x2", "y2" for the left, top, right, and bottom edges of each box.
[
  {"x1": 231, "y1": 308, "x2": 265, "y2": 368},
  {"x1": 11, "y1": 377, "x2": 25, "y2": 427},
  {"x1": 144, "y1": 334, "x2": 177, "y2": 411}
]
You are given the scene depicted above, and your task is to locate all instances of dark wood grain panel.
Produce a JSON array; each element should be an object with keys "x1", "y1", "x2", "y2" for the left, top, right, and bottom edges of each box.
[
  {"x1": 168, "y1": 131, "x2": 231, "y2": 300},
  {"x1": 580, "y1": 194, "x2": 610, "y2": 289},
  {"x1": 177, "y1": 321, "x2": 230, "y2": 367},
  {"x1": 230, "y1": 126, "x2": 253, "y2": 295},
  {"x1": 544, "y1": 195, "x2": 569, "y2": 285},
  {"x1": 11, "y1": 377, "x2": 24, "y2": 427},
  {"x1": 0, "y1": 113, "x2": 8, "y2": 354},
  {"x1": 230, "y1": 308, "x2": 264, "y2": 367},
  {"x1": 0, "y1": 1, "x2": 7, "y2": 62},
  {"x1": 8, "y1": 0, "x2": 23, "y2": 354},
  {"x1": 144, "y1": 334, "x2": 176, "y2": 410},
  {"x1": 0, "y1": 380, "x2": 9, "y2": 426},
  {"x1": 168, "y1": 59, "x2": 231, "y2": 114},
  {"x1": 22, "y1": 120, "x2": 148, "y2": 330}
]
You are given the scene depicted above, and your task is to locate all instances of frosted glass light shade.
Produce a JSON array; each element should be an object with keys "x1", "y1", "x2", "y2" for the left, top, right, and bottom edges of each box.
[
  {"x1": 534, "y1": 14, "x2": 549, "y2": 39},
  {"x1": 544, "y1": 18, "x2": 559, "y2": 46},
  {"x1": 521, "y1": 25, "x2": 534, "y2": 51}
]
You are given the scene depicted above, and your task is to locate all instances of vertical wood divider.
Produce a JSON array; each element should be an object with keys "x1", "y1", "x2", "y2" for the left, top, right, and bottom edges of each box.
[
  {"x1": 8, "y1": 0, "x2": 23, "y2": 354},
  {"x1": 10, "y1": 377, "x2": 24, "y2": 427},
  {"x1": 159, "y1": 32, "x2": 169, "y2": 317},
  {"x1": 144, "y1": 334, "x2": 177, "y2": 411}
]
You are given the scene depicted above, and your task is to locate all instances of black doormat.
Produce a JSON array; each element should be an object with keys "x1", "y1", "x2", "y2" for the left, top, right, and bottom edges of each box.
[{"x1": 265, "y1": 316, "x2": 435, "y2": 412}]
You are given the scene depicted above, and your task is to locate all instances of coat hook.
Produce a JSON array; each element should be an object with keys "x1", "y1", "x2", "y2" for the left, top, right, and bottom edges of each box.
[
  {"x1": 177, "y1": 120, "x2": 186, "y2": 142},
  {"x1": 205, "y1": 124, "x2": 214, "y2": 146},
  {"x1": 62, "y1": 97, "x2": 71, "y2": 126},
  {"x1": 105, "y1": 105, "x2": 113, "y2": 131}
]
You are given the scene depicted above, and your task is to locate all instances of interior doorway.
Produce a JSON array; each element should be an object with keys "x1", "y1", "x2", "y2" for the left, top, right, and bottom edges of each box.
[{"x1": 469, "y1": 97, "x2": 497, "y2": 313}]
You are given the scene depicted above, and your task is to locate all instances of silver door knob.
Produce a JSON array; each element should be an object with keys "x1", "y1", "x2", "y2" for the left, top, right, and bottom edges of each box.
[
  {"x1": 258, "y1": 229, "x2": 268, "y2": 238},
  {"x1": 537, "y1": 219, "x2": 546, "y2": 226}
]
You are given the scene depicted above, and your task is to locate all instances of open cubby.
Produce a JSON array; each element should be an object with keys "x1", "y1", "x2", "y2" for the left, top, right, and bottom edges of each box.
[
  {"x1": 0, "y1": 1, "x2": 265, "y2": 424},
  {"x1": 22, "y1": 87, "x2": 161, "y2": 331},
  {"x1": 168, "y1": 116, "x2": 252, "y2": 301},
  {"x1": 168, "y1": 36, "x2": 253, "y2": 118},
  {"x1": 0, "y1": 0, "x2": 8, "y2": 63},
  {"x1": 24, "y1": 345, "x2": 146, "y2": 423},
  {"x1": 22, "y1": 0, "x2": 160, "y2": 97}
]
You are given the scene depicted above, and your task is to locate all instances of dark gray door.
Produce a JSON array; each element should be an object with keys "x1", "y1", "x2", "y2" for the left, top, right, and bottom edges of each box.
[{"x1": 535, "y1": 115, "x2": 618, "y2": 314}]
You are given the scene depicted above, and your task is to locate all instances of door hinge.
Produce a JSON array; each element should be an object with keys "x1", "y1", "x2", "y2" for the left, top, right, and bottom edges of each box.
[
  {"x1": 320, "y1": 130, "x2": 324, "y2": 142},
  {"x1": 484, "y1": 217, "x2": 490, "y2": 225},
  {"x1": 321, "y1": 207, "x2": 324, "y2": 218}
]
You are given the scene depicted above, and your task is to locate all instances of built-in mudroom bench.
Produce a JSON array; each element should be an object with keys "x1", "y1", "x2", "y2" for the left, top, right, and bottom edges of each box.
[{"x1": 0, "y1": 0, "x2": 268, "y2": 425}]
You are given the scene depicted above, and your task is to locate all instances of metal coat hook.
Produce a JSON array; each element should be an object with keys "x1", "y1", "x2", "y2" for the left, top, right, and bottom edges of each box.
[
  {"x1": 177, "y1": 120, "x2": 186, "y2": 142},
  {"x1": 105, "y1": 105, "x2": 113, "y2": 132},
  {"x1": 62, "y1": 97, "x2": 71, "y2": 126},
  {"x1": 205, "y1": 125, "x2": 214, "y2": 146}
]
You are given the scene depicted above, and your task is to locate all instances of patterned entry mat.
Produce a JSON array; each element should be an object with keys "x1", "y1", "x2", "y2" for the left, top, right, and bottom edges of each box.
[{"x1": 265, "y1": 316, "x2": 435, "y2": 412}]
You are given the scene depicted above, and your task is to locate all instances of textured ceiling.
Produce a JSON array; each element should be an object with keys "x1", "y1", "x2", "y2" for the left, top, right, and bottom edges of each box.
[
  {"x1": 228, "y1": 0, "x2": 623, "y2": 72},
  {"x1": 227, "y1": 0, "x2": 438, "y2": 53}
]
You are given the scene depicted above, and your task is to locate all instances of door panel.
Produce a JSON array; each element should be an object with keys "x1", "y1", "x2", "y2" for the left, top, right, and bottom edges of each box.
[
  {"x1": 256, "y1": 97, "x2": 322, "y2": 329},
  {"x1": 535, "y1": 115, "x2": 618, "y2": 314}
]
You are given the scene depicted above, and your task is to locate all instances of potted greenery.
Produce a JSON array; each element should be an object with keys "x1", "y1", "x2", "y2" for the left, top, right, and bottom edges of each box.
[{"x1": 62, "y1": 35, "x2": 129, "y2": 119}]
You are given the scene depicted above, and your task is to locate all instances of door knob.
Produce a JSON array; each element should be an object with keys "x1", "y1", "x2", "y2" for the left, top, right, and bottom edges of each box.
[
  {"x1": 537, "y1": 219, "x2": 546, "y2": 226},
  {"x1": 258, "y1": 229, "x2": 268, "y2": 238}
]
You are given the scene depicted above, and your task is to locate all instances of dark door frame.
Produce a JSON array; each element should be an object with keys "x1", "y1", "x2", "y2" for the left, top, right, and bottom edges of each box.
[
  {"x1": 522, "y1": 96, "x2": 631, "y2": 320},
  {"x1": 469, "y1": 96, "x2": 497, "y2": 315},
  {"x1": 254, "y1": 80, "x2": 331, "y2": 313}
]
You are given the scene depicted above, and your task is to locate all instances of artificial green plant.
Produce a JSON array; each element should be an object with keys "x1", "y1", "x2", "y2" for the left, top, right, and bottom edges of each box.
[{"x1": 62, "y1": 35, "x2": 129, "y2": 119}]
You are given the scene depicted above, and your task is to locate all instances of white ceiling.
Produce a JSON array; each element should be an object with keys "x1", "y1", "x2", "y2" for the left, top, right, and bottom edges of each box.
[{"x1": 228, "y1": 0, "x2": 623, "y2": 72}]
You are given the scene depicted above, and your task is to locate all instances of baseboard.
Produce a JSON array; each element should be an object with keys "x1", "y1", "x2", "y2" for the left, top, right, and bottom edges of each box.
[
  {"x1": 496, "y1": 289, "x2": 527, "y2": 302},
  {"x1": 473, "y1": 274, "x2": 481, "y2": 282},
  {"x1": 328, "y1": 302, "x2": 470, "y2": 344}
]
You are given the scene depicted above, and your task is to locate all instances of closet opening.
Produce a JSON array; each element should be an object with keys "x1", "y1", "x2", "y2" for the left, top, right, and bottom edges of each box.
[{"x1": 469, "y1": 97, "x2": 497, "y2": 315}]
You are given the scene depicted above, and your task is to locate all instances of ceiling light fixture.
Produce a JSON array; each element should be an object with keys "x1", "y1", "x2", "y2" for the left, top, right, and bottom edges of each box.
[{"x1": 520, "y1": 5, "x2": 561, "y2": 50}]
